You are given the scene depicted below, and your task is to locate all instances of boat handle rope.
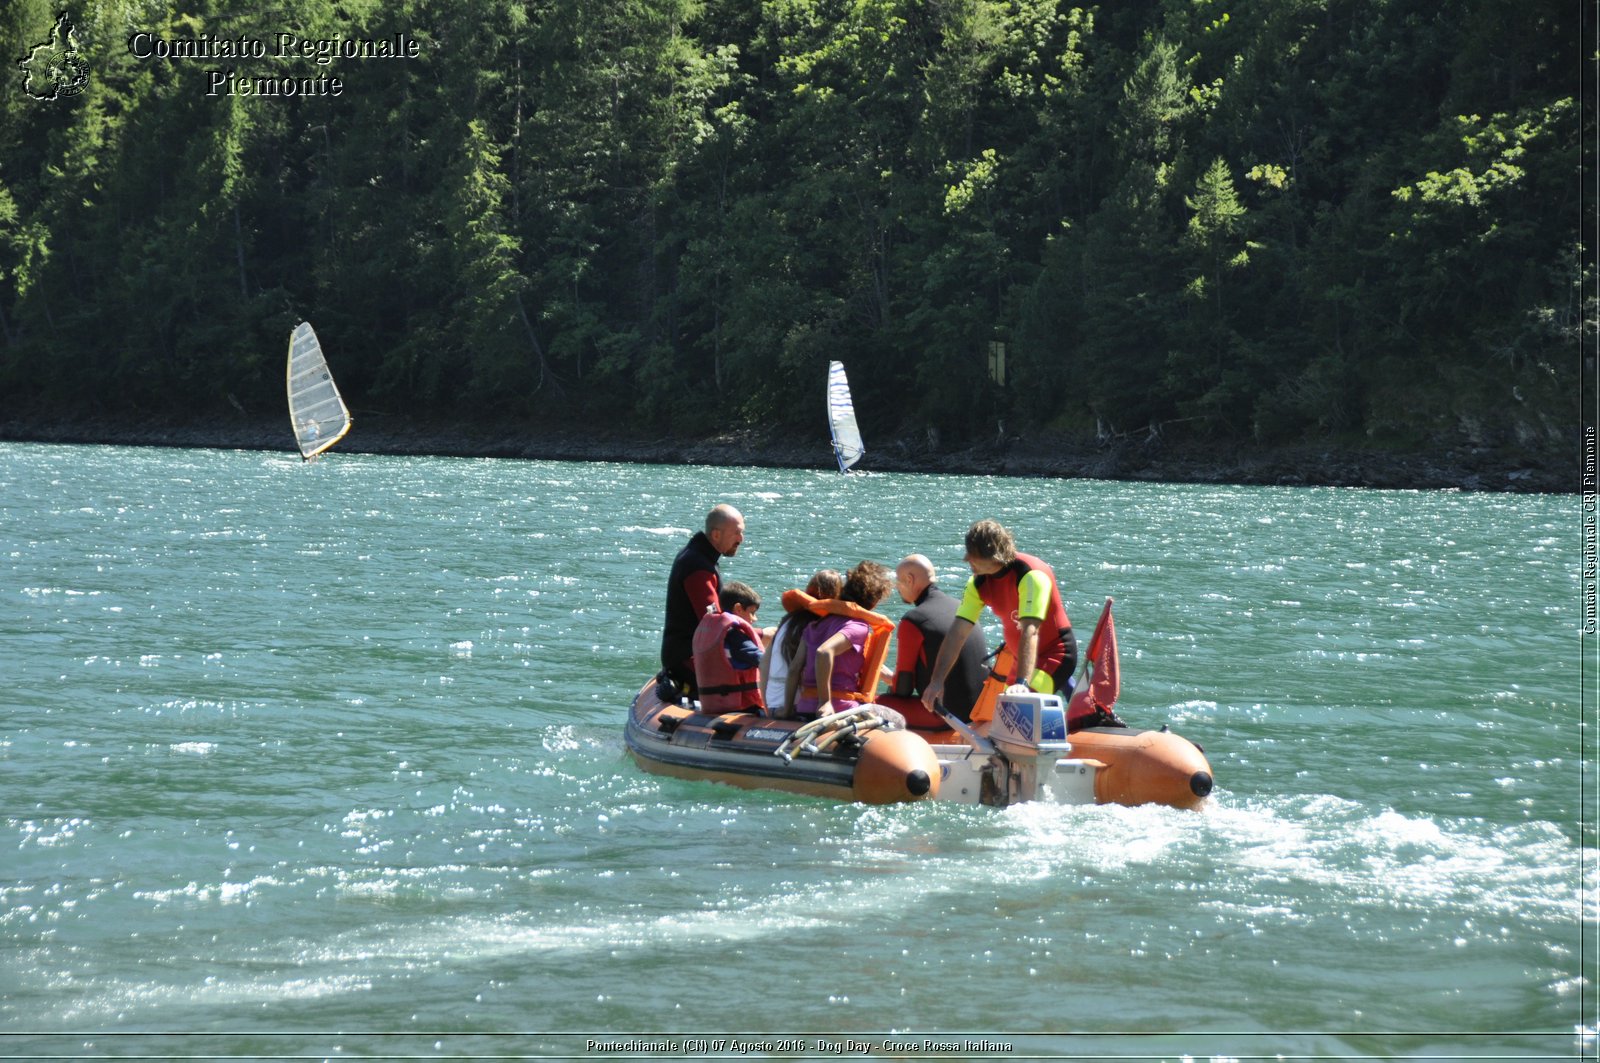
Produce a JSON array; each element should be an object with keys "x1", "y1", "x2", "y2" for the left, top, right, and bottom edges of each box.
[
  {"x1": 773, "y1": 704, "x2": 880, "y2": 763},
  {"x1": 809, "y1": 714, "x2": 886, "y2": 755}
]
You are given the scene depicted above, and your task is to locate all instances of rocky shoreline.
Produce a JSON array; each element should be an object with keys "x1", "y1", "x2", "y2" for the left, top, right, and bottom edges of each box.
[{"x1": 0, "y1": 413, "x2": 1572, "y2": 493}]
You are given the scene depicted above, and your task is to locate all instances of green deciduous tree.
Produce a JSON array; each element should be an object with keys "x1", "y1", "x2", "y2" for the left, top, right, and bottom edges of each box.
[{"x1": 0, "y1": 0, "x2": 1577, "y2": 466}]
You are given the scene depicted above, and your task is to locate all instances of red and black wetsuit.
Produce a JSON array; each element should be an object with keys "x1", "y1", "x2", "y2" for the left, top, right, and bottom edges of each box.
[
  {"x1": 893, "y1": 585, "x2": 988, "y2": 722},
  {"x1": 660, "y1": 531, "x2": 721, "y2": 690},
  {"x1": 968, "y1": 552, "x2": 1077, "y2": 692}
]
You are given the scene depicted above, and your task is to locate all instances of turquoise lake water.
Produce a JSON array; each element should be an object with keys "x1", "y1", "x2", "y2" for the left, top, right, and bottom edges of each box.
[{"x1": 1, "y1": 443, "x2": 1592, "y2": 1061}]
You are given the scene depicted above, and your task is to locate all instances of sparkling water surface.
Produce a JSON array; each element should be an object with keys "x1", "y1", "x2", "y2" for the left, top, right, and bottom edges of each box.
[{"x1": 1, "y1": 443, "x2": 1590, "y2": 1060}]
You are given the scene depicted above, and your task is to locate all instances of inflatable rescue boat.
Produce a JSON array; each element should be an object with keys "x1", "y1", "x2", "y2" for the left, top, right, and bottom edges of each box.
[
  {"x1": 626, "y1": 599, "x2": 1214, "y2": 809},
  {"x1": 627, "y1": 681, "x2": 943, "y2": 804}
]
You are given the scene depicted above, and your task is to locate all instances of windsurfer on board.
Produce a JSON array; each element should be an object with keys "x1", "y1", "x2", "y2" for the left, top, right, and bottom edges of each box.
[
  {"x1": 658, "y1": 504, "x2": 745, "y2": 701},
  {"x1": 920, "y1": 520, "x2": 1077, "y2": 716}
]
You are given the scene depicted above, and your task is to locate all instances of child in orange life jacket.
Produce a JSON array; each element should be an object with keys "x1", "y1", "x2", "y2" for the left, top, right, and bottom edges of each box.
[
  {"x1": 785, "y1": 561, "x2": 898, "y2": 720},
  {"x1": 690, "y1": 581, "x2": 765, "y2": 714}
]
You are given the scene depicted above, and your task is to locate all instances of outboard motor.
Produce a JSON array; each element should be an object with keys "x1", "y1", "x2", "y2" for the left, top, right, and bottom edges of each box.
[{"x1": 988, "y1": 692, "x2": 1097, "y2": 805}]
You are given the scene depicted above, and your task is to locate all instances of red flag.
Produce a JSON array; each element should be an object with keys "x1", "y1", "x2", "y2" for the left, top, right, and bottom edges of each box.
[
  {"x1": 1068, "y1": 598, "x2": 1119, "y2": 720},
  {"x1": 1086, "y1": 597, "x2": 1119, "y2": 710}
]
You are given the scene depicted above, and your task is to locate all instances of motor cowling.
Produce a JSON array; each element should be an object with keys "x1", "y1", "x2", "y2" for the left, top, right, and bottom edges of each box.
[{"x1": 990, "y1": 692, "x2": 1071, "y2": 757}]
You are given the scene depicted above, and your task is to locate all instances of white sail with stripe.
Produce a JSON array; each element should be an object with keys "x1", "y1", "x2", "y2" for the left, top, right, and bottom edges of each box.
[
  {"x1": 826, "y1": 360, "x2": 864, "y2": 473},
  {"x1": 286, "y1": 321, "x2": 351, "y2": 460}
]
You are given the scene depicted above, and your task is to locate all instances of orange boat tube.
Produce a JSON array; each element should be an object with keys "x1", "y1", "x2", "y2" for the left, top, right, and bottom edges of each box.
[
  {"x1": 625, "y1": 679, "x2": 940, "y2": 805},
  {"x1": 966, "y1": 625, "x2": 1215, "y2": 809},
  {"x1": 627, "y1": 677, "x2": 1212, "y2": 810},
  {"x1": 1068, "y1": 726, "x2": 1213, "y2": 810}
]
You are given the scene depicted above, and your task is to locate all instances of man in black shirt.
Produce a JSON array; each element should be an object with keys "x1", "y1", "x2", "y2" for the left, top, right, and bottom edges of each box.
[
  {"x1": 891, "y1": 553, "x2": 987, "y2": 721},
  {"x1": 659, "y1": 504, "x2": 746, "y2": 696}
]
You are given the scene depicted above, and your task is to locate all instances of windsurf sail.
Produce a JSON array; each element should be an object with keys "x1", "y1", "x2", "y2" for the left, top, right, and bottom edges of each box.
[
  {"x1": 286, "y1": 321, "x2": 351, "y2": 460},
  {"x1": 826, "y1": 360, "x2": 864, "y2": 473}
]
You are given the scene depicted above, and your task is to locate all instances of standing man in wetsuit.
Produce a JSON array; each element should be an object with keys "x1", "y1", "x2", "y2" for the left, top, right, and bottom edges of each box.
[
  {"x1": 920, "y1": 519, "x2": 1076, "y2": 715},
  {"x1": 892, "y1": 554, "x2": 988, "y2": 722},
  {"x1": 660, "y1": 503, "x2": 746, "y2": 696}
]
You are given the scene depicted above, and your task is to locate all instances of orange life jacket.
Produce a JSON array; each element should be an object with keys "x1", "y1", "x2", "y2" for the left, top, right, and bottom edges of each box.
[
  {"x1": 692, "y1": 609, "x2": 764, "y2": 714},
  {"x1": 780, "y1": 589, "x2": 893, "y2": 706},
  {"x1": 971, "y1": 644, "x2": 1100, "y2": 731},
  {"x1": 969, "y1": 645, "x2": 1010, "y2": 724}
]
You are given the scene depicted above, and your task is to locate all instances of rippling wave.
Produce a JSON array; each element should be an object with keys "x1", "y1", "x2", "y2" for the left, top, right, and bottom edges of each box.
[{"x1": 0, "y1": 443, "x2": 1587, "y2": 1058}]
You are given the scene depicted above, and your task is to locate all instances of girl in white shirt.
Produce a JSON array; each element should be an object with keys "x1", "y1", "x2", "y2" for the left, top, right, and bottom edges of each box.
[{"x1": 758, "y1": 568, "x2": 842, "y2": 714}]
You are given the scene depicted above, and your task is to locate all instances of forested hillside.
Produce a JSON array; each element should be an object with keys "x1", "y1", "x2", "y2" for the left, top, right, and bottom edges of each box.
[{"x1": 0, "y1": 0, "x2": 1588, "y2": 461}]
